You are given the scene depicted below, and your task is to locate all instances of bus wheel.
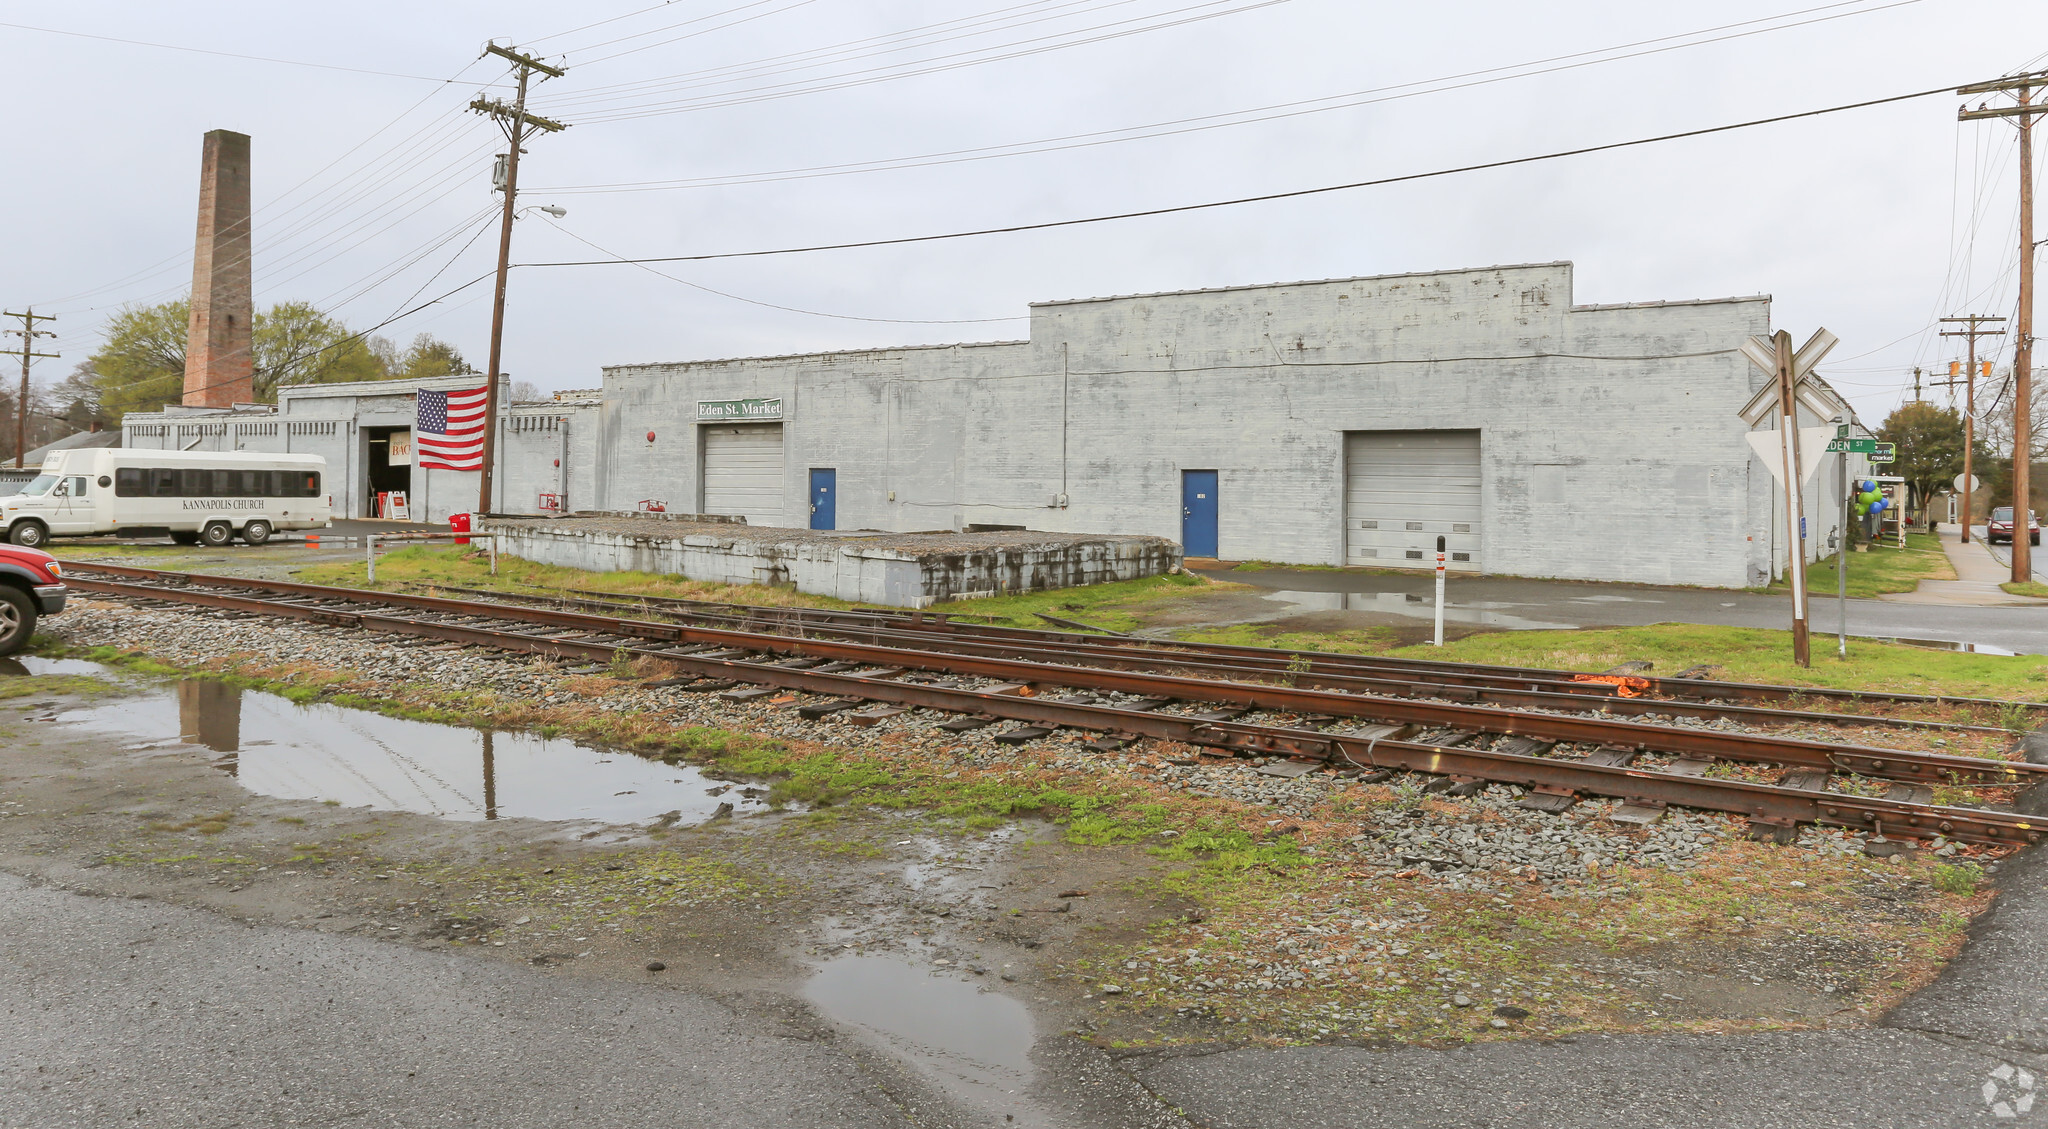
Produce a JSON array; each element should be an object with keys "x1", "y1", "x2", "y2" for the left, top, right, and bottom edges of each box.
[
  {"x1": 171, "y1": 532, "x2": 200, "y2": 545},
  {"x1": 200, "y1": 522, "x2": 234, "y2": 548},
  {"x1": 241, "y1": 520, "x2": 272, "y2": 545},
  {"x1": 7, "y1": 521, "x2": 46, "y2": 548}
]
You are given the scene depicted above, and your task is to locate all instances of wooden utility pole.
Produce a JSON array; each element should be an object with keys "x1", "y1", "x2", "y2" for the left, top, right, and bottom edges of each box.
[
  {"x1": 1938, "y1": 317, "x2": 2004, "y2": 542},
  {"x1": 1, "y1": 309, "x2": 58, "y2": 469},
  {"x1": 1962, "y1": 73, "x2": 2043, "y2": 581},
  {"x1": 469, "y1": 43, "x2": 566, "y2": 517}
]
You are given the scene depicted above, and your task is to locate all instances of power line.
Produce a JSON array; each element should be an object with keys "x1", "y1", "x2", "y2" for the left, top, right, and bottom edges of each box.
[
  {"x1": 536, "y1": 217, "x2": 1026, "y2": 324},
  {"x1": 534, "y1": 0, "x2": 1923, "y2": 194},
  {"x1": 520, "y1": 83, "x2": 1961, "y2": 268},
  {"x1": 0, "y1": 20, "x2": 507, "y2": 84}
]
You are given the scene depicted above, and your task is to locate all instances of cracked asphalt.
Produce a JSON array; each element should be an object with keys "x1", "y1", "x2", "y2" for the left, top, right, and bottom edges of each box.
[{"x1": 5, "y1": 841, "x2": 2043, "y2": 1128}]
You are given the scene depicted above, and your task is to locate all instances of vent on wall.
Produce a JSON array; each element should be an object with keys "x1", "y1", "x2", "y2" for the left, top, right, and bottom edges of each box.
[
  {"x1": 1453, "y1": 523, "x2": 1471, "y2": 533},
  {"x1": 1452, "y1": 552, "x2": 1471, "y2": 562},
  {"x1": 1405, "y1": 521, "x2": 1423, "y2": 531},
  {"x1": 1359, "y1": 520, "x2": 1377, "y2": 529},
  {"x1": 1356, "y1": 548, "x2": 1377, "y2": 557},
  {"x1": 1405, "y1": 550, "x2": 1423, "y2": 559}
]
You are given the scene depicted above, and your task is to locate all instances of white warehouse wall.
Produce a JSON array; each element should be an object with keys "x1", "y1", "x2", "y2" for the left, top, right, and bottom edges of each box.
[{"x1": 601, "y1": 263, "x2": 1773, "y2": 588}]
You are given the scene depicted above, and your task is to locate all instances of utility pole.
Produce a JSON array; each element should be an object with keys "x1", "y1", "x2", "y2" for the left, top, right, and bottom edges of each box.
[
  {"x1": 1963, "y1": 72, "x2": 2043, "y2": 582},
  {"x1": 1912, "y1": 366, "x2": 1923, "y2": 403},
  {"x1": 1, "y1": 309, "x2": 58, "y2": 469},
  {"x1": 1938, "y1": 317, "x2": 2005, "y2": 542},
  {"x1": 469, "y1": 43, "x2": 566, "y2": 517}
]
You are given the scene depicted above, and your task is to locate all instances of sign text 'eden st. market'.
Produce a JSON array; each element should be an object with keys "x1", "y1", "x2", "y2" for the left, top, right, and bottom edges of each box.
[{"x1": 697, "y1": 398, "x2": 784, "y2": 423}]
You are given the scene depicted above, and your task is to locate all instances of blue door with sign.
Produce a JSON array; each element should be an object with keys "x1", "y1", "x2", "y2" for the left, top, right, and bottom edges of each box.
[
  {"x1": 809, "y1": 468, "x2": 836, "y2": 530},
  {"x1": 1181, "y1": 469, "x2": 1218, "y2": 557}
]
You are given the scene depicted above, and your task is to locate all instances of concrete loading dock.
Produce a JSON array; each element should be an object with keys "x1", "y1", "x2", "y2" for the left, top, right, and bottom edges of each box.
[{"x1": 481, "y1": 512, "x2": 1181, "y2": 607}]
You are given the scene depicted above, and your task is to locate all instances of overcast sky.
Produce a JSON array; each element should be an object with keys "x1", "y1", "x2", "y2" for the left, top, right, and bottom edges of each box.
[{"x1": 5, "y1": 0, "x2": 2046, "y2": 424}]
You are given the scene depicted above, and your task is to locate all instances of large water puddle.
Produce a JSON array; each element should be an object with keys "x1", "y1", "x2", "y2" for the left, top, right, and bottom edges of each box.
[
  {"x1": 29, "y1": 667, "x2": 768, "y2": 826},
  {"x1": 806, "y1": 954, "x2": 1039, "y2": 1123},
  {"x1": 1263, "y1": 589, "x2": 1581, "y2": 630}
]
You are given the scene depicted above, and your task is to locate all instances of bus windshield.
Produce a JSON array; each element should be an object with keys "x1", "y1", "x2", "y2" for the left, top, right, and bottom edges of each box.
[{"x1": 13, "y1": 475, "x2": 57, "y2": 497}]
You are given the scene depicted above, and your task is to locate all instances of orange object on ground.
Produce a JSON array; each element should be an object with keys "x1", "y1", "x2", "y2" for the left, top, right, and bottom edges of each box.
[{"x1": 1569, "y1": 674, "x2": 1652, "y2": 697}]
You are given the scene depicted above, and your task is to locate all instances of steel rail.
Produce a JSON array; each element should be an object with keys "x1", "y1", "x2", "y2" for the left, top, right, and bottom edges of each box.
[
  {"x1": 65, "y1": 567, "x2": 2040, "y2": 788},
  {"x1": 62, "y1": 571, "x2": 2040, "y2": 847},
  {"x1": 418, "y1": 575, "x2": 2048, "y2": 715},
  {"x1": 396, "y1": 580, "x2": 2014, "y2": 737}
]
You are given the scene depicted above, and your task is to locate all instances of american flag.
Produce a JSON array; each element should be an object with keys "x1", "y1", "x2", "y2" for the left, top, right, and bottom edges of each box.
[{"x1": 415, "y1": 385, "x2": 489, "y2": 471}]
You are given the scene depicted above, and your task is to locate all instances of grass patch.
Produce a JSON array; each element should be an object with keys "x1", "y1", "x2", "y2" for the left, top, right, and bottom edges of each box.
[
  {"x1": 1763, "y1": 533, "x2": 1955, "y2": 599},
  {"x1": 1398, "y1": 624, "x2": 2048, "y2": 701},
  {"x1": 295, "y1": 546, "x2": 854, "y2": 610},
  {"x1": 0, "y1": 673, "x2": 124, "y2": 701},
  {"x1": 1178, "y1": 622, "x2": 1405, "y2": 655},
  {"x1": 2003, "y1": 580, "x2": 2048, "y2": 600}
]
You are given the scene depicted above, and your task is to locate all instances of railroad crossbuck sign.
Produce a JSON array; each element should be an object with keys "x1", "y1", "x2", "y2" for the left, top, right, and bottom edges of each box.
[{"x1": 1737, "y1": 329, "x2": 1841, "y2": 486}]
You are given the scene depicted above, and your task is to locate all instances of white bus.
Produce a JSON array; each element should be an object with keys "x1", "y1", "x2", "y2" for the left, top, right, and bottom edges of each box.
[{"x1": 2, "y1": 449, "x2": 331, "y2": 548}]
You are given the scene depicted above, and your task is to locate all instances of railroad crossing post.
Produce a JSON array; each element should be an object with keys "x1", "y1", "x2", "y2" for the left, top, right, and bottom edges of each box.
[
  {"x1": 366, "y1": 534, "x2": 376, "y2": 583},
  {"x1": 1432, "y1": 535, "x2": 1446, "y2": 646}
]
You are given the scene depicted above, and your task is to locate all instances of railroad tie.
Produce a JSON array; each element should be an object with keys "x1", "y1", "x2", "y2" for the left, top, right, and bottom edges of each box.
[
  {"x1": 1745, "y1": 768, "x2": 1831, "y2": 843},
  {"x1": 797, "y1": 699, "x2": 863, "y2": 719},
  {"x1": 938, "y1": 715, "x2": 996, "y2": 733},
  {"x1": 845, "y1": 707, "x2": 909, "y2": 727},
  {"x1": 994, "y1": 726, "x2": 1057, "y2": 746},
  {"x1": 717, "y1": 687, "x2": 778, "y2": 703}
]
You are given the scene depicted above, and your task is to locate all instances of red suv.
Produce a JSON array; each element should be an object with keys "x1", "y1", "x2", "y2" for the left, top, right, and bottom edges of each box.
[
  {"x1": 0, "y1": 543, "x2": 65, "y2": 655},
  {"x1": 1988, "y1": 507, "x2": 2041, "y2": 546}
]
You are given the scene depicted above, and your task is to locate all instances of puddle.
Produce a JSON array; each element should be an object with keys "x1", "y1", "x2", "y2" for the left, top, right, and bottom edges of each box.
[
  {"x1": 1854, "y1": 635, "x2": 2018, "y2": 656},
  {"x1": 0, "y1": 655, "x2": 111, "y2": 677},
  {"x1": 1263, "y1": 589, "x2": 1580, "y2": 630},
  {"x1": 48, "y1": 675, "x2": 770, "y2": 825},
  {"x1": 806, "y1": 954, "x2": 1039, "y2": 1123}
]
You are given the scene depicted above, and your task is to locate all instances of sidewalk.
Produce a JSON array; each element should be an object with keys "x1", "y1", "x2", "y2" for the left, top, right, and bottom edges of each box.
[{"x1": 1877, "y1": 524, "x2": 2048, "y2": 607}]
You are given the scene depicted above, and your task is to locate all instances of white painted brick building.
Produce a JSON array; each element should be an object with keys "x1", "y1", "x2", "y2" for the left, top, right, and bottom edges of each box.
[{"x1": 122, "y1": 262, "x2": 1864, "y2": 589}]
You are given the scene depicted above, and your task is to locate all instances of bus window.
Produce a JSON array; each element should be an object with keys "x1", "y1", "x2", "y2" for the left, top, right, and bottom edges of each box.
[
  {"x1": 177, "y1": 469, "x2": 208, "y2": 496},
  {"x1": 67, "y1": 476, "x2": 89, "y2": 496},
  {"x1": 298, "y1": 471, "x2": 320, "y2": 497},
  {"x1": 150, "y1": 469, "x2": 178, "y2": 497},
  {"x1": 209, "y1": 469, "x2": 236, "y2": 496},
  {"x1": 115, "y1": 468, "x2": 146, "y2": 497},
  {"x1": 237, "y1": 470, "x2": 264, "y2": 495}
]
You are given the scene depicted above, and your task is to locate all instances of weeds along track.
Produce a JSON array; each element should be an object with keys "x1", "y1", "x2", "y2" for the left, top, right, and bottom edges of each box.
[{"x1": 60, "y1": 562, "x2": 2048, "y2": 848}]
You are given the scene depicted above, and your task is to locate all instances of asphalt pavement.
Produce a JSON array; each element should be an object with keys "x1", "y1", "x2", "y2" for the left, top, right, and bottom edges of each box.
[
  {"x1": 1201, "y1": 567, "x2": 2048, "y2": 655},
  {"x1": 1131, "y1": 841, "x2": 2048, "y2": 1128},
  {"x1": 0, "y1": 874, "x2": 921, "y2": 1129}
]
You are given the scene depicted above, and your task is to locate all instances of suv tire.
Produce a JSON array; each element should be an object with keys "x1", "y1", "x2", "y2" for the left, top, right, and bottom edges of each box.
[
  {"x1": 0, "y1": 585, "x2": 35, "y2": 656},
  {"x1": 7, "y1": 521, "x2": 47, "y2": 548},
  {"x1": 200, "y1": 521, "x2": 235, "y2": 548},
  {"x1": 241, "y1": 520, "x2": 272, "y2": 545}
]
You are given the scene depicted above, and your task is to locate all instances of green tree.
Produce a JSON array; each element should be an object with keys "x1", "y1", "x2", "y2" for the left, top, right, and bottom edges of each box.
[
  {"x1": 1877, "y1": 401, "x2": 1982, "y2": 525},
  {"x1": 85, "y1": 299, "x2": 473, "y2": 419}
]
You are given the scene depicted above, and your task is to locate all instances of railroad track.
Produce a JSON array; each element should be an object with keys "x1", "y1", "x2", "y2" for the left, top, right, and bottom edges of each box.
[{"x1": 60, "y1": 562, "x2": 2048, "y2": 848}]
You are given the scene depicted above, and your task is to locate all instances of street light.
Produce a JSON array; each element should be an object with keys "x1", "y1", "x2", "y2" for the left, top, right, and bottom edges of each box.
[{"x1": 517, "y1": 205, "x2": 567, "y2": 219}]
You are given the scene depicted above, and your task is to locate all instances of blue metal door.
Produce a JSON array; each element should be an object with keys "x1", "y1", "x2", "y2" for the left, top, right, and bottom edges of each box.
[
  {"x1": 1181, "y1": 469, "x2": 1218, "y2": 557},
  {"x1": 809, "y1": 468, "x2": 836, "y2": 530}
]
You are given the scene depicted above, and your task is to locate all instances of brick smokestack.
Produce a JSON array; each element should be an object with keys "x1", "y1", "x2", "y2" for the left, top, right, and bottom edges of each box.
[{"x1": 183, "y1": 129, "x2": 253, "y2": 407}]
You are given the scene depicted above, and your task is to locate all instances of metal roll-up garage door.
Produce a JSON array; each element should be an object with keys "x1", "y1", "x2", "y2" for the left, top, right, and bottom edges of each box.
[
  {"x1": 701, "y1": 423, "x2": 785, "y2": 523},
  {"x1": 1344, "y1": 430, "x2": 1481, "y2": 572}
]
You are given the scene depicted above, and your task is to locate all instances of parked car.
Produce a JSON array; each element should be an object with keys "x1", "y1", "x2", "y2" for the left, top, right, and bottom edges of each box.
[
  {"x1": 1988, "y1": 506, "x2": 2041, "y2": 546},
  {"x1": 0, "y1": 542, "x2": 65, "y2": 655}
]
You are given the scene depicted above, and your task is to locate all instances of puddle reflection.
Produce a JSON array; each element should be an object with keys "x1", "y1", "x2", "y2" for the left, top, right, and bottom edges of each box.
[
  {"x1": 806, "y1": 955, "x2": 1036, "y2": 1119},
  {"x1": 1263, "y1": 589, "x2": 1580, "y2": 630},
  {"x1": 54, "y1": 678, "x2": 769, "y2": 825}
]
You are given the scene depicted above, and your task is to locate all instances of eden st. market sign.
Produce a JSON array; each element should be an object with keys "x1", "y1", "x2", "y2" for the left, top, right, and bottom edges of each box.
[{"x1": 697, "y1": 397, "x2": 784, "y2": 423}]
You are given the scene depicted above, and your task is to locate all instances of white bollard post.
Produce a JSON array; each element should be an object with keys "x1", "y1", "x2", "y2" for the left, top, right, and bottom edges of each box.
[
  {"x1": 489, "y1": 534, "x2": 498, "y2": 576},
  {"x1": 1432, "y1": 535, "x2": 1446, "y2": 646},
  {"x1": 367, "y1": 533, "x2": 376, "y2": 583}
]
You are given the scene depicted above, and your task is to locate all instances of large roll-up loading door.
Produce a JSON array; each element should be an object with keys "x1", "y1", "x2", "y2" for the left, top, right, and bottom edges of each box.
[
  {"x1": 1344, "y1": 429, "x2": 1481, "y2": 572},
  {"x1": 700, "y1": 423, "x2": 785, "y2": 524}
]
